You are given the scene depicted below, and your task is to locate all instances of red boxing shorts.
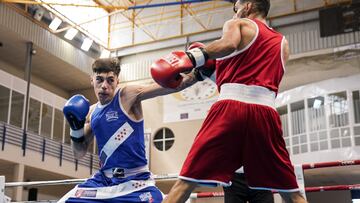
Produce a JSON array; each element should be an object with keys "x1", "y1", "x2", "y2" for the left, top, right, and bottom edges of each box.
[{"x1": 179, "y1": 84, "x2": 299, "y2": 192}]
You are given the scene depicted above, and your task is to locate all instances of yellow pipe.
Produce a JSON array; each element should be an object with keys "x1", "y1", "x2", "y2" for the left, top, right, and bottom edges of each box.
[
  {"x1": 131, "y1": 8, "x2": 135, "y2": 44},
  {"x1": 108, "y1": 15, "x2": 111, "y2": 48},
  {"x1": 180, "y1": 3, "x2": 183, "y2": 35}
]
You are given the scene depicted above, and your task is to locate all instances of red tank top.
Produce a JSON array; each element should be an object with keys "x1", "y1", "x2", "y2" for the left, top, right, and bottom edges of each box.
[{"x1": 215, "y1": 18, "x2": 285, "y2": 94}]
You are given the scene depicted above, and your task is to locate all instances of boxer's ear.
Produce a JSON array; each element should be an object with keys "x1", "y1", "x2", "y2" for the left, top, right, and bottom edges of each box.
[{"x1": 90, "y1": 75, "x2": 94, "y2": 85}]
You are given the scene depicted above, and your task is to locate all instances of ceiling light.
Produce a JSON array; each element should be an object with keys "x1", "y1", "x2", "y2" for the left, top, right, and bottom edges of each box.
[
  {"x1": 64, "y1": 28, "x2": 78, "y2": 40},
  {"x1": 81, "y1": 38, "x2": 93, "y2": 51},
  {"x1": 33, "y1": 8, "x2": 45, "y2": 21},
  {"x1": 313, "y1": 99, "x2": 322, "y2": 109},
  {"x1": 49, "y1": 17, "x2": 62, "y2": 31}
]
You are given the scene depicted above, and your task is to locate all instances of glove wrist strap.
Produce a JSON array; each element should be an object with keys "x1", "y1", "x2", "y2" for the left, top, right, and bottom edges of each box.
[
  {"x1": 187, "y1": 48, "x2": 209, "y2": 68},
  {"x1": 70, "y1": 128, "x2": 85, "y2": 142}
]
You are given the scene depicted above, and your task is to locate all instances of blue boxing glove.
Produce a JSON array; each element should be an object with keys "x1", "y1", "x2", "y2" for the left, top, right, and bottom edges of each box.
[{"x1": 63, "y1": 94, "x2": 90, "y2": 142}]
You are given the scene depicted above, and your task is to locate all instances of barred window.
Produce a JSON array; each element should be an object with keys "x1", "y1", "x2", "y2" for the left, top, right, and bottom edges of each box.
[
  {"x1": 153, "y1": 128, "x2": 175, "y2": 151},
  {"x1": 0, "y1": 85, "x2": 10, "y2": 123},
  {"x1": 10, "y1": 91, "x2": 24, "y2": 128}
]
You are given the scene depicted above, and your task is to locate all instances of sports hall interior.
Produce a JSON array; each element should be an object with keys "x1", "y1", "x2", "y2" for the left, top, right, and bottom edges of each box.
[{"x1": 0, "y1": 0, "x2": 359, "y2": 202}]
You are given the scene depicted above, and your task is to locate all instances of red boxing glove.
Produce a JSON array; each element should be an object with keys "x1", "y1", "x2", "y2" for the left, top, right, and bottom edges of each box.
[
  {"x1": 150, "y1": 51, "x2": 194, "y2": 88},
  {"x1": 188, "y1": 42, "x2": 216, "y2": 81},
  {"x1": 188, "y1": 42, "x2": 205, "y2": 50}
]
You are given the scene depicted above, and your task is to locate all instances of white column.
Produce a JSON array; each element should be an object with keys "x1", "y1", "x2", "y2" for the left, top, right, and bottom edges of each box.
[
  {"x1": 12, "y1": 163, "x2": 25, "y2": 201},
  {"x1": 348, "y1": 90, "x2": 355, "y2": 146},
  {"x1": 0, "y1": 176, "x2": 5, "y2": 203}
]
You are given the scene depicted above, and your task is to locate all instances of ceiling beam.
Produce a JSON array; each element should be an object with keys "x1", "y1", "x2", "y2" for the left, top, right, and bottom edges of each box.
[{"x1": 92, "y1": 0, "x2": 113, "y2": 12}]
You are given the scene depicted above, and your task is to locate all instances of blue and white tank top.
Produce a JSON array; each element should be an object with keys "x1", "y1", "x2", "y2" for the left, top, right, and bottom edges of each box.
[{"x1": 90, "y1": 89, "x2": 147, "y2": 171}]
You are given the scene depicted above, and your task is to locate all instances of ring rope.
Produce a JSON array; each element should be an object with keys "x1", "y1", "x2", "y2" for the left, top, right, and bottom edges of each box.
[
  {"x1": 4, "y1": 184, "x2": 360, "y2": 202},
  {"x1": 190, "y1": 184, "x2": 360, "y2": 198},
  {"x1": 4, "y1": 159, "x2": 360, "y2": 187}
]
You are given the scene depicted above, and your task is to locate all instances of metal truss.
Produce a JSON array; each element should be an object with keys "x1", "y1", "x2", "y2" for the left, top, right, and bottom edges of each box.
[{"x1": 1, "y1": 0, "x2": 352, "y2": 50}]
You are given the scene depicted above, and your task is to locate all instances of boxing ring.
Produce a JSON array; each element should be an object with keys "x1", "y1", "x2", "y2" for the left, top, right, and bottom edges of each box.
[{"x1": 1, "y1": 160, "x2": 360, "y2": 202}]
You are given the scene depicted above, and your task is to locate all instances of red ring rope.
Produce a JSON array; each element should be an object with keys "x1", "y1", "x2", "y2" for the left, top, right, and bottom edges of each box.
[{"x1": 190, "y1": 184, "x2": 360, "y2": 198}]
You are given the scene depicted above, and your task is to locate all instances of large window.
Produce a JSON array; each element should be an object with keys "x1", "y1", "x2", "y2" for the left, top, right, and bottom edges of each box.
[
  {"x1": 328, "y1": 91, "x2": 349, "y2": 127},
  {"x1": 328, "y1": 91, "x2": 351, "y2": 149},
  {"x1": 307, "y1": 96, "x2": 328, "y2": 152},
  {"x1": 0, "y1": 85, "x2": 10, "y2": 123},
  {"x1": 355, "y1": 125, "x2": 360, "y2": 146},
  {"x1": 64, "y1": 122, "x2": 71, "y2": 144},
  {"x1": 308, "y1": 96, "x2": 326, "y2": 131},
  {"x1": 10, "y1": 91, "x2": 24, "y2": 128},
  {"x1": 27, "y1": 98, "x2": 41, "y2": 134},
  {"x1": 290, "y1": 101, "x2": 307, "y2": 154},
  {"x1": 353, "y1": 91, "x2": 360, "y2": 124},
  {"x1": 291, "y1": 101, "x2": 306, "y2": 135},
  {"x1": 53, "y1": 109, "x2": 63, "y2": 142},
  {"x1": 352, "y1": 90, "x2": 360, "y2": 145},
  {"x1": 41, "y1": 103, "x2": 53, "y2": 138}
]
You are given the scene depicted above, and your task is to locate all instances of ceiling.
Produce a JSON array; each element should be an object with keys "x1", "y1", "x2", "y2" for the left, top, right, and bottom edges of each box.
[
  {"x1": 0, "y1": 25, "x2": 92, "y2": 95},
  {"x1": 1, "y1": 0, "x2": 351, "y2": 50}
]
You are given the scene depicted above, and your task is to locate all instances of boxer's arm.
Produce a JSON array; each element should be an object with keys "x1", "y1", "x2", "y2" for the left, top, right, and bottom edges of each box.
[
  {"x1": 282, "y1": 38, "x2": 290, "y2": 64},
  {"x1": 203, "y1": 19, "x2": 242, "y2": 59},
  {"x1": 122, "y1": 72, "x2": 197, "y2": 104},
  {"x1": 72, "y1": 105, "x2": 95, "y2": 159}
]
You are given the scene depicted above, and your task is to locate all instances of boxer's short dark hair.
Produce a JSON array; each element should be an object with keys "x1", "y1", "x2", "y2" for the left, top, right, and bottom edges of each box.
[
  {"x1": 239, "y1": 0, "x2": 270, "y2": 17},
  {"x1": 92, "y1": 58, "x2": 121, "y2": 76}
]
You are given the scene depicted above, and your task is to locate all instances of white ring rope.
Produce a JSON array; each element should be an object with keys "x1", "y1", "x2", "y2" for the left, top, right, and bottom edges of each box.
[
  {"x1": 4, "y1": 174, "x2": 179, "y2": 188},
  {"x1": 5, "y1": 159, "x2": 360, "y2": 188},
  {"x1": 5, "y1": 179, "x2": 86, "y2": 188}
]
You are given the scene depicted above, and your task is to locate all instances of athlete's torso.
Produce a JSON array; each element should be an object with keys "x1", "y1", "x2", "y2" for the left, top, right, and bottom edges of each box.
[
  {"x1": 90, "y1": 89, "x2": 147, "y2": 171},
  {"x1": 216, "y1": 18, "x2": 285, "y2": 94}
]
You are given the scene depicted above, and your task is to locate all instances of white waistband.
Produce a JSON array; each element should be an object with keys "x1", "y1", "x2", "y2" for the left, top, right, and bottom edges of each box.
[
  {"x1": 218, "y1": 83, "x2": 276, "y2": 109},
  {"x1": 57, "y1": 179, "x2": 156, "y2": 202},
  {"x1": 103, "y1": 165, "x2": 150, "y2": 178}
]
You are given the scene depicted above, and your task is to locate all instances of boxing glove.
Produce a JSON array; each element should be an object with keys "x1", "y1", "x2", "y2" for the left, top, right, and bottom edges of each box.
[
  {"x1": 151, "y1": 43, "x2": 211, "y2": 88},
  {"x1": 63, "y1": 94, "x2": 90, "y2": 142},
  {"x1": 188, "y1": 42, "x2": 216, "y2": 81},
  {"x1": 150, "y1": 51, "x2": 195, "y2": 88},
  {"x1": 185, "y1": 46, "x2": 209, "y2": 68}
]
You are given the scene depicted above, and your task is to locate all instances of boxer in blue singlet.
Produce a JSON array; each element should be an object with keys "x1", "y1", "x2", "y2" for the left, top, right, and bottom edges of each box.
[{"x1": 58, "y1": 57, "x2": 213, "y2": 203}]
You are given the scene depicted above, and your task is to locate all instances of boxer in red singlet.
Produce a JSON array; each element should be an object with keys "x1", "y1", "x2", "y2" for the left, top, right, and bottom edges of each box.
[{"x1": 150, "y1": 0, "x2": 307, "y2": 202}]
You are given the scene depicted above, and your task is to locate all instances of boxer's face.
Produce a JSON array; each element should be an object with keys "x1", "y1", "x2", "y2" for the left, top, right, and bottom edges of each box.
[{"x1": 91, "y1": 71, "x2": 119, "y2": 105}]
